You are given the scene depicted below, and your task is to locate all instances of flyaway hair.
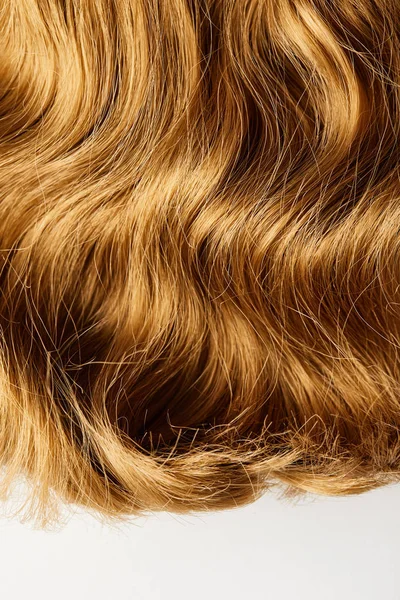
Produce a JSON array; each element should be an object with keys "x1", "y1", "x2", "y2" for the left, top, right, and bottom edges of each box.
[{"x1": 1, "y1": 0, "x2": 400, "y2": 525}]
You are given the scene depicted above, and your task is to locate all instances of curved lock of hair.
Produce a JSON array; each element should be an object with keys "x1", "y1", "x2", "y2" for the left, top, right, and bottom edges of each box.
[{"x1": 0, "y1": 0, "x2": 400, "y2": 524}]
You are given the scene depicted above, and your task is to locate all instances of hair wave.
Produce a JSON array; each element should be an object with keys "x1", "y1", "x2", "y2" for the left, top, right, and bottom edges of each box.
[{"x1": 1, "y1": 0, "x2": 400, "y2": 524}]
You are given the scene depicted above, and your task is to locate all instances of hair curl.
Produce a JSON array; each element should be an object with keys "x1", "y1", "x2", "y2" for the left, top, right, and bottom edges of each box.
[{"x1": 1, "y1": 0, "x2": 400, "y2": 524}]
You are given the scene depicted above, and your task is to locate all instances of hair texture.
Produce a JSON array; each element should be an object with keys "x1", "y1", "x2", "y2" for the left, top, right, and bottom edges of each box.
[{"x1": 1, "y1": 0, "x2": 400, "y2": 525}]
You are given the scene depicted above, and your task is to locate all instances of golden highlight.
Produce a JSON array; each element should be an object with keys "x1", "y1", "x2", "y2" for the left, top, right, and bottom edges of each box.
[{"x1": 1, "y1": 0, "x2": 400, "y2": 524}]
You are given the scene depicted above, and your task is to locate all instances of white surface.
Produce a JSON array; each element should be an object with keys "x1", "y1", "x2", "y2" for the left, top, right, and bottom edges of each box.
[{"x1": 0, "y1": 484, "x2": 398, "y2": 600}]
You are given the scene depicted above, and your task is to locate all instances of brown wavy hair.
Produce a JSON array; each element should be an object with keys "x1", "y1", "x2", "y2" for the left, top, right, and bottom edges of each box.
[{"x1": 1, "y1": 0, "x2": 400, "y2": 525}]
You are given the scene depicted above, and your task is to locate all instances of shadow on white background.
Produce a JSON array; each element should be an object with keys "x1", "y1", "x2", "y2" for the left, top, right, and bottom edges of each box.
[{"x1": 0, "y1": 482, "x2": 398, "y2": 600}]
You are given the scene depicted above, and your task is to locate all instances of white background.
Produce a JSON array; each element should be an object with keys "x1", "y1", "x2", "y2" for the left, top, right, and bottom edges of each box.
[{"x1": 0, "y1": 483, "x2": 398, "y2": 600}]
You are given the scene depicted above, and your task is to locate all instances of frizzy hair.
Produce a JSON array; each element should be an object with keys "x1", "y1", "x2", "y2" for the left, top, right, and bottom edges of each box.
[{"x1": 0, "y1": 0, "x2": 400, "y2": 525}]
